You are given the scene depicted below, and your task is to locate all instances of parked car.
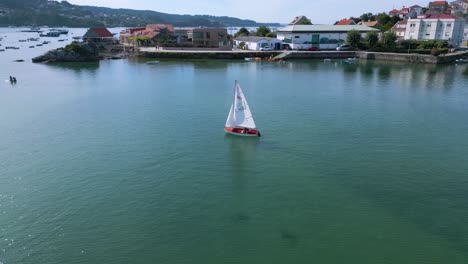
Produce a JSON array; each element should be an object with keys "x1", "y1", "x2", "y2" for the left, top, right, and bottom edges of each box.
[
  {"x1": 336, "y1": 44, "x2": 351, "y2": 51},
  {"x1": 260, "y1": 46, "x2": 272, "y2": 51}
]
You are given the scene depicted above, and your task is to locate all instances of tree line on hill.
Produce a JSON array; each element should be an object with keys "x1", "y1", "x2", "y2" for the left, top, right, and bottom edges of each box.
[{"x1": 0, "y1": 0, "x2": 280, "y2": 27}]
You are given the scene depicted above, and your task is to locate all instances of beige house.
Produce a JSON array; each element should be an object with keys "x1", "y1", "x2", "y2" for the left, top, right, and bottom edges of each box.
[
  {"x1": 392, "y1": 20, "x2": 408, "y2": 39},
  {"x1": 357, "y1": 21, "x2": 381, "y2": 28}
]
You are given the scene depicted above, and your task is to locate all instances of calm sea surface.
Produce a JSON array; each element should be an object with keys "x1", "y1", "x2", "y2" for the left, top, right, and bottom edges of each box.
[{"x1": 1, "y1": 28, "x2": 468, "y2": 264}]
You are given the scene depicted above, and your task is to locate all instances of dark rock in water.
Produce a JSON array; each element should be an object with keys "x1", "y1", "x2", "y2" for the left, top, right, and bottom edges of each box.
[
  {"x1": 232, "y1": 213, "x2": 250, "y2": 222},
  {"x1": 32, "y1": 41, "x2": 99, "y2": 63},
  {"x1": 280, "y1": 229, "x2": 298, "y2": 244}
]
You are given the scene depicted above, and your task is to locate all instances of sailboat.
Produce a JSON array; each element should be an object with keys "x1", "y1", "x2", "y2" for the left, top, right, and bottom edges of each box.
[{"x1": 224, "y1": 80, "x2": 261, "y2": 137}]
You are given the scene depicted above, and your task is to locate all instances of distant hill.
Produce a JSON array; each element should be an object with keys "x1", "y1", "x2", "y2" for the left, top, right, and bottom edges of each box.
[{"x1": 0, "y1": 0, "x2": 281, "y2": 28}]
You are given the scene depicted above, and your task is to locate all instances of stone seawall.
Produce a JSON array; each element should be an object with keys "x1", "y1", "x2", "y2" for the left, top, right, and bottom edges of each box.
[
  {"x1": 357, "y1": 52, "x2": 438, "y2": 63},
  {"x1": 356, "y1": 51, "x2": 468, "y2": 64},
  {"x1": 139, "y1": 50, "x2": 468, "y2": 64}
]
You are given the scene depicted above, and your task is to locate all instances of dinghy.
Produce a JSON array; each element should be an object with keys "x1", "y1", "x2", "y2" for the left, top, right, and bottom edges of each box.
[{"x1": 224, "y1": 81, "x2": 261, "y2": 137}]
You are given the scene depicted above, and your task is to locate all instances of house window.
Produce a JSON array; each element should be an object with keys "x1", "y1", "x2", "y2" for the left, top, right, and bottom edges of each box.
[{"x1": 193, "y1": 32, "x2": 204, "y2": 39}]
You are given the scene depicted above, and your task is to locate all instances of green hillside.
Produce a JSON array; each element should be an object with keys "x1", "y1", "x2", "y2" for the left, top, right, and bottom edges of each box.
[{"x1": 0, "y1": 0, "x2": 280, "y2": 27}]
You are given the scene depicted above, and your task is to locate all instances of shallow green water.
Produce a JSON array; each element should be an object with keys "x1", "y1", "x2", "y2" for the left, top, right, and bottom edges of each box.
[{"x1": 1, "y1": 29, "x2": 468, "y2": 264}]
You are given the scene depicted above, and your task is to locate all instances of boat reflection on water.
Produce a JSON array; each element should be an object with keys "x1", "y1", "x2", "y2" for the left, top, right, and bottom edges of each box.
[{"x1": 224, "y1": 133, "x2": 260, "y2": 222}]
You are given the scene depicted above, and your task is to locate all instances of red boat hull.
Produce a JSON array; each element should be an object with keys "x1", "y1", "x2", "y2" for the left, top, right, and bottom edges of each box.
[{"x1": 224, "y1": 127, "x2": 260, "y2": 137}]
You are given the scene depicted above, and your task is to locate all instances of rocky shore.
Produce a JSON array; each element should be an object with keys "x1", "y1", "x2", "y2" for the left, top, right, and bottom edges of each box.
[{"x1": 32, "y1": 42, "x2": 100, "y2": 63}]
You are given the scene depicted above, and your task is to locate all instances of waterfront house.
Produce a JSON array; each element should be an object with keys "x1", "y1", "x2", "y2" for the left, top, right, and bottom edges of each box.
[
  {"x1": 119, "y1": 27, "x2": 146, "y2": 45},
  {"x1": 189, "y1": 28, "x2": 231, "y2": 49},
  {"x1": 233, "y1": 36, "x2": 282, "y2": 50},
  {"x1": 357, "y1": 20, "x2": 381, "y2": 28},
  {"x1": 335, "y1": 19, "x2": 356, "y2": 25},
  {"x1": 276, "y1": 24, "x2": 378, "y2": 50},
  {"x1": 428, "y1": 1, "x2": 450, "y2": 14},
  {"x1": 409, "y1": 5, "x2": 424, "y2": 18},
  {"x1": 390, "y1": 5, "x2": 425, "y2": 19},
  {"x1": 392, "y1": 20, "x2": 408, "y2": 40},
  {"x1": 82, "y1": 28, "x2": 114, "y2": 44},
  {"x1": 450, "y1": 0, "x2": 468, "y2": 15},
  {"x1": 389, "y1": 9, "x2": 401, "y2": 17},
  {"x1": 127, "y1": 24, "x2": 176, "y2": 47},
  {"x1": 404, "y1": 14, "x2": 465, "y2": 46},
  {"x1": 289, "y1": 16, "x2": 312, "y2": 25}
]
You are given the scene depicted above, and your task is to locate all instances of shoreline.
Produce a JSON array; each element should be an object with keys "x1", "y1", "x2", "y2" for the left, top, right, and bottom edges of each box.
[{"x1": 138, "y1": 49, "x2": 468, "y2": 64}]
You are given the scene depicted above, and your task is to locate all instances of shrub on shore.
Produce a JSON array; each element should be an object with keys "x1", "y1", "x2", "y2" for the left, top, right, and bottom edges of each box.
[{"x1": 349, "y1": 29, "x2": 449, "y2": 56}]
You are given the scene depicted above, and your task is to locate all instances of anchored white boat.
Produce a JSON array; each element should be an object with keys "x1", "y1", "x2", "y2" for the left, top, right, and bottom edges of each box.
[{"x1": 224, "y1": 81, "x2": 261, "y2": 137}]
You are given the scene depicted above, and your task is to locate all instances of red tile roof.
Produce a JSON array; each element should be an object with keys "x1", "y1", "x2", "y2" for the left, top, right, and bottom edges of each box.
[
  {"x1": 146, "y1": 24, "x2": 175, "y2": 32},
  {"x1": 358, "y1": 21, "x2": 379, "y2": 27},
  {"x1": 89, "y1": 28, "x2": 113, "y2": 38},
  {"x1": 426, "y1": 14, "x2": 460, "y2": 19},
  {"x1": 336, "y1": 19, "x2": 355, "y2": 25},
  {"x1": 132, "y1": 29, "x2": 159, "y2": 39},
  {"x1": 128, "y1": 27, "x2": 146, "y2": 34},
  {"x1": 431, "y1": 1, "x2": 447, "y2": 5}
]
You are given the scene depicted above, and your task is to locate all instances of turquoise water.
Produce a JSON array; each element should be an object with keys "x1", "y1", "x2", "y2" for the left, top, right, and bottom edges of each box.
[{"x1": 1, "y1": 28, "x2": 468, "y2": 264}]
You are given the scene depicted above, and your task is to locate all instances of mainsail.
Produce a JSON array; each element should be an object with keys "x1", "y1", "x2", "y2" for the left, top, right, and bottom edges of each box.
[{"x1": 225, "y1": 81, "x2": 257, "y2": 129}]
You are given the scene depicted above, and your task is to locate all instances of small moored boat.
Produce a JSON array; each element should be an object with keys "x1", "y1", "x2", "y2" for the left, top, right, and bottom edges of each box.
[
  {"x1": 146, "y1": 60, "x2": 160, "y2": 64},
  {"x1": 224, "y1": 80, "x2": 261, "y2": 137}
]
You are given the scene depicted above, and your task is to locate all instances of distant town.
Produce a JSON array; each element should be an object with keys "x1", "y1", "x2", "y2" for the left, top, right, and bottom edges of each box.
[{"x1": 74, "y1": 0, "x2": 467, "y2": 54}]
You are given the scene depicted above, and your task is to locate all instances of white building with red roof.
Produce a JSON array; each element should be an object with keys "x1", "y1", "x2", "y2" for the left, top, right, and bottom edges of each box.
[
  {"x1": 389, "y1": 5, "x2": 424, "y2": 19},
  {"x1": 404, "y1": 14, "x2": 465, "y2": 46},
  {"x1": 82, "y1": 28, "x2": 115, "y2": 44}
]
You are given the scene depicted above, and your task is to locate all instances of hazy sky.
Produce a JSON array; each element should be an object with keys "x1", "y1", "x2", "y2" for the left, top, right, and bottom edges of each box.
[{"x1": 67, "y1": 0, "x2": 431, "y2": 24}]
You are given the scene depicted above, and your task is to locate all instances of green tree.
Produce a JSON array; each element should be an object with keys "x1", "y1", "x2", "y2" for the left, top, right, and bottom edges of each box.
[
  {"x1": 390, "y1": 15, "x2": 401, "y2": 25},
  {"x1": 365, "y1": 31, "x2": 379, "y2": 49},
  {"x1": 381, "y1": 31, "x2": 397, "y2": 50},
  {"x1": 346, "y1": 29, "x2": 362, "y2": 48},
  {"x1": 376, "y1": 13, "x2": 391, "y2": 27},
  {"x1": 256, "y1": 26, "x2": 271, "y2": 37},
  {"x1": 380, "y1": 21, "x2": 395, "y2": 32},
  {"x1": 234, "y1": 27, "x2": 250, "y2": 37},
  {"x1": 350, "y1": 16, "x2": 361, "y2": 24},
  {"x1": 238, "y1": 41, "x2": 246, "y2": 49},
  {"x1": 360, "y1": 12, "x2": 376, "y2": 22}
]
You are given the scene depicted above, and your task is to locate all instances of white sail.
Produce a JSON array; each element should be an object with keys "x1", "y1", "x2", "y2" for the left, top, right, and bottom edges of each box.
[{"x1": 225, "y1": 81, "x2": 257, "y2": 129}]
